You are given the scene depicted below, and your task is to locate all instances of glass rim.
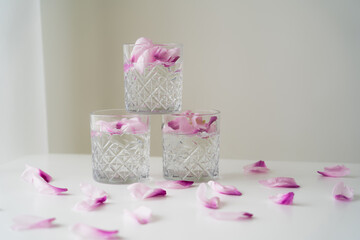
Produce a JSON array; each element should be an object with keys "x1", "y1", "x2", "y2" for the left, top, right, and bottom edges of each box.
[
  {"x1": 90, "y1": 109, "x2": 149, "y2": 118},
  {"x1": 165, "y1": 109, "x2": 220, "y2": 117},
  {"x1": 123, "y1": 43, "x2": 183, "y2": 48}
]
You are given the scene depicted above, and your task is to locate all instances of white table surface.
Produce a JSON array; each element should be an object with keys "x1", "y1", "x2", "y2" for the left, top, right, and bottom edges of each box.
[{"x1": 0, "y1": 154, "x2": 359, "y2": 240}]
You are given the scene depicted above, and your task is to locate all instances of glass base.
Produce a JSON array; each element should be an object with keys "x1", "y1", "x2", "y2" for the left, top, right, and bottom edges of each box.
[{"x1": 93, "y1": 174, "x2": 148, "y2": 185}]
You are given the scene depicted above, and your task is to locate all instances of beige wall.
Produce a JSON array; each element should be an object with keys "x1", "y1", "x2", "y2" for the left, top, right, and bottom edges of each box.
[{"x1": 41, "y1": 0, "x2": 360, "y2": 162}]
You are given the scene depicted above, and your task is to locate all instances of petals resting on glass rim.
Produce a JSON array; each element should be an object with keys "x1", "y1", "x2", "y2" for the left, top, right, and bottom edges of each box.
[
  {"x1": 123, "y1": 206, "x2": 152, "y2": 224},
  {"x1": 31, "y1": 174, "x2": 68, "y2": 195},
  {"x1": 21, "y1": 165, "x2": 53, "y2": 183},
  {"x1": 270, "y1": 192, "x2": 295, "y2": 205},
  {"x1": 11, "y1": 215, "x2": 56, "y2": 231},
  {"x1": 96, "y1": 117, "x2": 148, "y2": 135},
  {"x1": 156, "y1": 180, "x2": 194, "y2": 189},
  {"x1": 243, "y1": 160, "x2": 269, "y2": 174},
  {"x1": 317, "y1": 165, "x2": 350, "y2": 178},
  {"x1": 333, "y1": 182, "x2": 354, "y2": 201},
  {"x1": 128, "y1": 183, "x2": 166, "y2": 200},
  {"x1": 208, "y1": 211, "x2": 253, "y2": 221},
  {"x1": 73, "y1": 184, "x2": 108, "y2": 211},
  {"x1": 70, "y1": 223, "x2": 119, "y2": 239},
  {"x1": 196, "y1": 183, "x2": 220, "y2": 209},
  {"x1": 130, "y1": 37, "x2": 154, "y2": 63},
  {"x1": 259, "y1": 177, "x2": 300, "y2": 188},
  {"x1": 207, "y1": 181, "x2": 242, "y2": 196}
]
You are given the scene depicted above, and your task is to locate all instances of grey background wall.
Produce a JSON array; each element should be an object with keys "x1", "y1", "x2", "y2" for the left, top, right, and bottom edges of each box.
[{"x1": 40, "y1": 0, "x2": 360, "y2": 162}]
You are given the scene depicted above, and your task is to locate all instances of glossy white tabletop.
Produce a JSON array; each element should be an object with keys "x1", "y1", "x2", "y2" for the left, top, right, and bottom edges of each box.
[{"x1": 0, "y1": 154, "x2": 359, "y2": 240}]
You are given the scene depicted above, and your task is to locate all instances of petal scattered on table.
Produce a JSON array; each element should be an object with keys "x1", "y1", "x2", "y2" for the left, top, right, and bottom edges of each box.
[
  {"x1": 128, "y1": 183, "x2": 166, "y2": 200},
  {"x1": 318, "y1": 165, "x2": 350, "y2": 178},
  {"x1": 209, "y1": 211, "x2": 253, "y2": 221},
  {"x1": 208, "y1": 181, "x2": 242, "y2": 196},
  {"x1": 196, "y1": 183, "x2": 220, "y2": 209},
  {"x1": 11, "y1": 215, "x2": 56, "y2": 231},
  {"x1": 73, "y1": 184, "x2": 107, "y2": 211},
  {"x1": 21, "y1": 165, "x2": 53, "y2": 183},
  {"x1": 70, "y1": 223, "x2": 119, "y2": 239},
  {"x1": 270, "y1": 192, "x2": 295, "y2": 205},
  {"x1": 333, "y1": 182, "x2": 354, "y2": 201},
  {"x1": 259, "y1": 177, "x2": 300, "y2": 188},
  {"x1": 156, "y1": 180, "x2": 194, "y2": 189},
  {"x1": 31, "y1": 175, "x2": 68, "y2": 195},
  {"x1": 124, "y1": 206, "x2": 152, "y2": 224},
  {"x1": 243, "y1": 160, "x2": 269, "y2": 174}
]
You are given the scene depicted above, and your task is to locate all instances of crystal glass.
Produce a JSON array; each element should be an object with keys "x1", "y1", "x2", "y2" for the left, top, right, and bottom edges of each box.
[
  {"x1": 90, "y1": 109, "x2": 150, "y2": 184},
  {"x1": 162, "y1": 110, "x2": 220, "y2": 181},
  {"x1": 124, "y1": 43, "x2": 183, "y2": 114}
]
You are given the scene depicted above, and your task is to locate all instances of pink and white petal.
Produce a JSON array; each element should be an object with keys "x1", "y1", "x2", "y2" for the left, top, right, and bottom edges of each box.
[
  {"x1": 119, "y1": 117, "x2": 148, "y2": 134},
  {"x1": 209, "y1": 211, "x2": 253, "y2": 221},
  {"x1": 73, "y1": 196, "x2": 107, "y2": 212},
  {"x1": 333, "y1": 182, "x2": 354, "y2": 201},
  {"x1": 196, "y1": 183, "x2": 220, "y2": 209},
  {"x1": 318, "y1": 165, "x2": 350, "y2": 178},
  {"x1": 21, "y1": 165, "x2": 53, "y2": 183},
  {"x1": 32, "y1": 175, "x2": 68, "y2": 195},
  {"x1": 130, "y1": 37, "x2": 153, "y2": 63},
  {"x1": 259, "y1": 177, "x2": 300, "y2": 188},
  {"x1": 124, "y1": 206, "x2": 152, "y2": 224},
  {"x1": 243, "y1": 160, "x2": 269, "y2": 174},
  {"x1": 128, "y1": 183, "x2": 166, "y2": 200},
  {"x1": 11, "y1": 215, "x2": 56, "y2": 231},
  {"x1": 80, "y1": 183, "x2": 108, "y2": 200},
  {"x1": 270, "y1": 192, "x2": 294, "y2": 205},
  {"x1": 156, "y1": 180, "x2": 194, "y2": 189},
  {"x1": 208, "y1": 181, "x2": 242, "y2": 196},
  {"x1": 70, "y1": 223, "x2": 119, "y2": 239}
]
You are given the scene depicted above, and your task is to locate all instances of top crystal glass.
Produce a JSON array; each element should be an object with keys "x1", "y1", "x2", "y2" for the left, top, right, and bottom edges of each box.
[{"x1": 124, "y1": 37, "x2": 183, "y2": 114}]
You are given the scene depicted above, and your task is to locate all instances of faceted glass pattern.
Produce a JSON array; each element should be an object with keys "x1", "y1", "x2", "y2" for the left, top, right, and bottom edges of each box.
[
  {"x1": 91, "y1": 133, "x2": 150, "y2": 184},
  {"x1": 162, "y1": 133, "x2": 220, "y2": 181}
]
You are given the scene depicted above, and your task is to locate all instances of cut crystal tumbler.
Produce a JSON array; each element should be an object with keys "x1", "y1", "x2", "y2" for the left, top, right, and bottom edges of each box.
[
  {"x1": 90, "y1": 109, "x2": 150, "y2": 184},
  {"x1": 162, "y1": 110, "x2": 220, "y2": 181},
  {"x1": 124, "y1": 43, "x2": 183, "y2": 114}
]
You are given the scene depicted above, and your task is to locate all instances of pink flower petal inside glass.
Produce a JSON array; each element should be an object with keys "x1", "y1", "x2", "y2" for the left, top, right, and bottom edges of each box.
[
  {"x1": 11, "y1": 215, "x2": 56, "y2": 231},
  {"x1": 243, "y1": 160, "x2": 269, "y2": 174},
  {"x1": 318, "y1": 165, "x2": 350, "y2": 178},
  {"x1": 208, "y1": 181, "x2": 242, "y2": 196},
  {"x1": 259, "y1": 177, "x2": 300, "y2": 188},
  {"x1": 196, "y1": 183, "x2": 220, "y2": 209}
]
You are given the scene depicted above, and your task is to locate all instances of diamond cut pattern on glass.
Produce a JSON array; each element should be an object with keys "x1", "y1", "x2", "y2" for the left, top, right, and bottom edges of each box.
[
  {"x1": 91, "y1": 133, "x2": 150, "y2": 184},
  {"x1": 125, "y1": 64, "x2": 182, "y2": 113},
  {"x1": 162, "y1": 134, "x2": 220, "y2": 181}
]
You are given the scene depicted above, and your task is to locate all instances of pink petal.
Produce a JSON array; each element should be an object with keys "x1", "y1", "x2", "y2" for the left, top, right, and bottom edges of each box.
[
  {"x1": 80, "y1": 183, "x2": 108, "y2": 199},
  {"x1": 243, "y1": 160, "x2": 269, "y2": 174},
  {"x1": 259, "y1": 177, "x2": 300, "y2": 188},
  {"x1": 196, "y1": 183, "x2": 220, "y2": 209},
  {"x1": 11, "y1": 215, "x2": 56, "y2": 231},
  {"x1": 118, "y1": 117, "x2": 148, "y2": 134},
  {"x1": 128, "y1": 183, "x2": 166, "y2": 200},
  {"x1": 333, "y1": 182, "x2": 354, "y2": 201},
  {"x1": 70, "y1": 223, "x2": 119, "y2": 239},
  {"x1": 123, "y1": 63, "x2": 133, "y2": 73},
  {"x1": 270, "y1": 192, "x2": 295, "y2": 205},
  {"x1": 130, "y1": 37, "x2": 153, "y2": 63},
  {"x1": 208, "y1": 181, "x2": 242, "y2": 196},
  {"x1": 156, "y1": 180, "x2": 194, "y2": 189},
  {"x1": 124, "y1": 206, "x2": 152, "y2": 224},
  {"x1": 32, "y1": 175, "x2": 68, "y2": 195},
  {"x1": 21, "y1": 165, "x2": 53, "y2": 183},
  {"x1": 73, "y1": 184, "x2": 108, "y2": 211},
  {"x1": 318, "y1": 165, "x2": 350, "y2": 178},
  {"x1": 209, "y1": 211, "x2": 253, "y2": 221}
]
